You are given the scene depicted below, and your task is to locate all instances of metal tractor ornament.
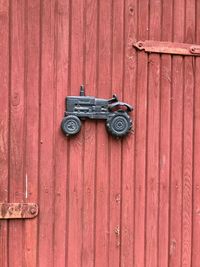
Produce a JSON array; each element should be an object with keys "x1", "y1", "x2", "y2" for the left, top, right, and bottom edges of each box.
[{"x1": 61, "y1": 86, "x2": 134, "y2": 138}]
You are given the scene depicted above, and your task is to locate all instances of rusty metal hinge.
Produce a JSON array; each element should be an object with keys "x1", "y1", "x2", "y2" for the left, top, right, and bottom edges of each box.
[
  {"x1": 133, "y1": 40, "x2": 200, "y2": 56},
  {"x1": 0, "y1": 203, "x2": 38, "y2": 219}
]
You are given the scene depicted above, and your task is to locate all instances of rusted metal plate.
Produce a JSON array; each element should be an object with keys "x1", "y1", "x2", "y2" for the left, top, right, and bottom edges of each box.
[
  {"x1": 0, "y1": 203, "x2": 38, "y2": 219},
  {"x1": 133, "y1": 40, "x2": 200, "y2": 56}
]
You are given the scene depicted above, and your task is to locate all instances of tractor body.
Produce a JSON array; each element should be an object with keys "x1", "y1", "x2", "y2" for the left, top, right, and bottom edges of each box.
[{"x1": 61, "y1": 86, "x2": 133, "y2": 137}]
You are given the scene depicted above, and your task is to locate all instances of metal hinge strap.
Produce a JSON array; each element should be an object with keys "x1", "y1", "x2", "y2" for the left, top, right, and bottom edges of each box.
[
  {"x1": 0, "y1": 203, "x2": 38, "y2": 219},
  {"x1": 133, "y1": 40, "x2": 200, "y2": 56}
]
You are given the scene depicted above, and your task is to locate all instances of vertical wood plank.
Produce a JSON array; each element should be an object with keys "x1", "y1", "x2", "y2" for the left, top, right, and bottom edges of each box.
[
  {"x1": 121, "y1": 0, "x2": 137, "y2": 266},
  {"x1": 24, "y1": 1, "x2": 40, "y2": 266},
  {"x1": 134, "y1": 1, "x2": 148, "y2": 266},
  {"x1": 9, "y1": 1, "x2": 25, "y2": 266},
  {"x1": 95, "y1": 1, "x2": 112, "y2": 266},
  {"x1": 81, "y1": 0, "x2": 97, "y2": 266},
  {"x1": 38, "y1": 0, "x2": 55, "y2": 266},
  {"x1": 53, "y1": 1, "x2": 70, "y2": 266},
  {"x1": 192, "y1": 2, "x2": 200, "y2": 266},
  {"x1": 53, "y1": 0, "x2": 69, "y2": 266},
  {"x1": 158, "y1": 0, "x2": 172, "y2": 266},
  {"x1": 109, "y1": 0, "x2": 124, "y2": 266},
  {"x1": 169, "y1": 1, "x2": 185, "y2": 266},
  {"x1": 67, "y1": 0, "x2": 84, "y2": 266},
  {"x1": 0, "y1": 1, "x2": 9, "y2": 266},
  {"x1": 145, "y1": 0, "x2": 161, "y2": 266},
  {"x1": 169, "y1": 61, "x2": 184, "y2": 267},
  {"x1": 182, "y1": 0, "x2": 195, "y2": 266},
  {"x1": 192, "y1": 64, "x2": 200, "y2": 267}
]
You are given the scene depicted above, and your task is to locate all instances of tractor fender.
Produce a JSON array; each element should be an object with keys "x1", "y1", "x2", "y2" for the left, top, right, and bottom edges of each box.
[{"x1": 108, "y1": 101, "x2": 133, "y2": 112}]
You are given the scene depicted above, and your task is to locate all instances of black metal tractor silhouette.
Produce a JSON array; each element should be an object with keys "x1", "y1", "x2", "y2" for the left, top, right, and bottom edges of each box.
[{"x1": 61, "y1": 86, "x2": 133, "y2": 138}]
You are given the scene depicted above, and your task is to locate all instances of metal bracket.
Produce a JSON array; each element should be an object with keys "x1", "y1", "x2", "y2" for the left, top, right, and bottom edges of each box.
[
  {"x1": 0, "y1": 203, "x2": 38, "y2": 219},
  {"x1": 133, "y1": 40, "x2": 200, "y2": 56}
]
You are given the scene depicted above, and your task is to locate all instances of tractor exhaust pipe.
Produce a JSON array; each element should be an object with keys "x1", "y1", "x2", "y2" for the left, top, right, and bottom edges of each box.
[{"x1": 80, "y1": 85, "x2": 85, "y2": 96}]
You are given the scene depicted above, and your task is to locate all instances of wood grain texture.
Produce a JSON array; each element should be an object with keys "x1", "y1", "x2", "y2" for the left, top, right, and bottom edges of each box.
[
  {"x1": 145, "y1": 0, "x2": 161, "y2": 266},
  {"x1": 53, "y1": 1, "x2": 69, "y2": 266},
  {"x1": 192, "y1": 2, "x2": 200, "y2": 266},
  {"x1": 9, "y1": 1, "x2": 25, "y2": 266},
  {"x1": 108, "y1": 1, "x2": 124, "y2": 266},
  {"x1": 169, "y1": 0, "x2": 185, "y2": 266},
  {"x1": 81, "y1": 0, "x2": 97, "y2": 266},
  {"x1": 134, "y1": 0, "x2": 148, "y2": 266},
  {"x1": 24, "y1": 1, "x2": 40, "y2": 266},
  {"x1": 158, "y1": 0, "x2": 173, "y2": 266},
  {"x1": 182, "y1": 0, "x2": 195, "y2": 266},
  {"x1": 94, "y1": 1, "x2": 111, "y2": 267},
  {"x1": 67, "y1": 0, "x2": 84, "y2": 266},
  {"x1": 38, "y1": 0, "x2": 55, "y2": 266},
  {"x1": 0, "y1": 1, "x2": 9, "y2": 266},
  {"x1": 120, "y1": 1, "x2": 137, "y2": 266},
  {"x1": 0, "y1": 1, "x2": 199, "y2": 266}
]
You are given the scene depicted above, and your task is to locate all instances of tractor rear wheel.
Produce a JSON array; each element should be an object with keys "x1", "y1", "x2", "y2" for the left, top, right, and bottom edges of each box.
[
  {"x1": 106, "y1": 112, "x2": 132, "y2": 137},
  {"x1": 61, "y1": 115, "x2": 81, "y2": 136}
]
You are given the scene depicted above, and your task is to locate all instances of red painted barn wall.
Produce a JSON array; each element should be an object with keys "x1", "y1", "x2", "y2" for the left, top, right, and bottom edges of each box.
[{"x1": 0, "y1": 0, "x2": 200, "y2": 266}]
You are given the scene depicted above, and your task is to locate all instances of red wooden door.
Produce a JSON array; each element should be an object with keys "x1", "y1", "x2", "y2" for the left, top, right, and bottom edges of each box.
[{"x1": 0, "y1": 0, "x2": 200, "y2": 266}]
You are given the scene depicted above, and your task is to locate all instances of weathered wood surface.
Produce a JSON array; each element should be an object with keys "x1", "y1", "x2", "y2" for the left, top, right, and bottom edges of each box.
[
  {"x1": 0, "y1": 0, "x2": 199, "y2": 266},
  {"x1": 9, "y1": 1, "x2": 25, "y2": 266},
  {"x1": 0, "y1": 1, "x2": 9, "y2": 266}
]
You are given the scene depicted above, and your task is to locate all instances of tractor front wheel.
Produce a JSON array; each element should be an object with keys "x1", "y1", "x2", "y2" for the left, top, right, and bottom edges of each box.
[{"x1": 61, "y1": 115, "x2": 82, "y2": 136}]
